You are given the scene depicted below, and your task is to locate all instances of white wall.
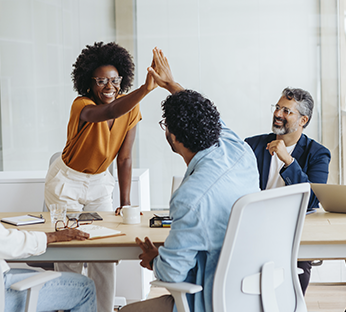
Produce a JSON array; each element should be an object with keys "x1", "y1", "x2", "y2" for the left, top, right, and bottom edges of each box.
[
  {"x1": 136, "y1": 0, "x2": 320, "y2": 208},
  {"x1": 0, "y1": 0, "x2": 116, "y2": 170},
  {"x1": 0, "y1": 0, "x2": 322, "y2": 209}
]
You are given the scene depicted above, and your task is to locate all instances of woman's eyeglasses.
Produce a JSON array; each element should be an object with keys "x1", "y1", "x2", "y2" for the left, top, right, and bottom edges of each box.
[
  {"x1": 55, "y1": 219, "x2": 94, "y2": 232},
  {"x1": 91, "y1": 77, "x2": 123, "y2": 87}
]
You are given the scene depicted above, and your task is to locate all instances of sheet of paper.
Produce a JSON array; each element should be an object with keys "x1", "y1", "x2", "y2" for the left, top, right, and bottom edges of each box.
[{"x1": 77, "y1": 224, "x2": 122, "y2": 240}]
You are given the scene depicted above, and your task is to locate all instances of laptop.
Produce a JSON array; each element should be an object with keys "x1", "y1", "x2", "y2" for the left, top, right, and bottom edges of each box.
[{"x1": 310, "y1": 183, "x2": 346, "y2": 213}]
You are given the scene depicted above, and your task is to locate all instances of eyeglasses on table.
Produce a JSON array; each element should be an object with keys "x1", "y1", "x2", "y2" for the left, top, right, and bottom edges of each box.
[{"x1": 55, "y1": 219, "x2": 94, "y2": 232}]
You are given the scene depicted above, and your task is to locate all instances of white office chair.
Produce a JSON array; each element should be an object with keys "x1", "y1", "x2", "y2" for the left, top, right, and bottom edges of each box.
[
  {"x1": 152, "y1": 183, "x2": 310, "y2": 312},
  {"x1": 0, "y1": 267, "x2": 61, "y2": 312}
]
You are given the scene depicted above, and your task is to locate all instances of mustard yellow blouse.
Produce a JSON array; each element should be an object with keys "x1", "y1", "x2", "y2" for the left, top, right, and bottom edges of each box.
[{"x1": 62, "y1": 96, "x2": 141, "y2": 174}]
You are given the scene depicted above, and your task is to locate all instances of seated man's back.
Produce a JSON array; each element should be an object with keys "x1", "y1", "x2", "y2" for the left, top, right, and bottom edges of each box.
[
  {"x1": 157, "y1": 120, "x2": 260, "y2": 311},
  {"x1": 121, "y1": 47, "x2": 260, "y2": 312}
]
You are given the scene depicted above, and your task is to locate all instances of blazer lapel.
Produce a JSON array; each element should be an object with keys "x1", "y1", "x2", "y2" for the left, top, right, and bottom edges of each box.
[{"x1": 291, "y1": 134, "x2": 306, "y2": 162}]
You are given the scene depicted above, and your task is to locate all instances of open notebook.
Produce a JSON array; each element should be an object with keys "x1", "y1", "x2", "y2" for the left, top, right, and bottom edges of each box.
[{"x1": 77, "y1": 224, "x2": 124, "y2": 240}]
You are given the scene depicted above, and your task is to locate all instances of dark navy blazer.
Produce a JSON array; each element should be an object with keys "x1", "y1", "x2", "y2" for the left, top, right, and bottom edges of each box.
[{"x1": 245, "y1": 133, "x2": 331, "y2": 209}]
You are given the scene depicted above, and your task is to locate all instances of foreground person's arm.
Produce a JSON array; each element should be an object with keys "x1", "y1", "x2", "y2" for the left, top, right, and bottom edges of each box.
[
  {"x1": 46, "y1": 229, "x2": 89, "y2": 244},
  {"x1": 0, "y1": 225, "x2": 89, "y2": 261}
]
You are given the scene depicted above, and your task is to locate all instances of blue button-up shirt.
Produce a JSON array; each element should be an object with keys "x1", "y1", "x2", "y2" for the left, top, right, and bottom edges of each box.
[{"x1": 153, "y1": 120, "x2": 260, "y2": 312}]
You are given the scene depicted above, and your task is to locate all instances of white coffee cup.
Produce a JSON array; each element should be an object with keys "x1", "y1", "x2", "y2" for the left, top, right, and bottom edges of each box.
[{"x1": 120, "y1": 205, "x2": 141, "y2": 224}]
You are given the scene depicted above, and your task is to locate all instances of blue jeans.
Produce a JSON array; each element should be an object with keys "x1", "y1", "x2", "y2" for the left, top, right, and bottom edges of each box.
[{"x1": 4, "y1": 268, "x2": 97, "y2": 312}]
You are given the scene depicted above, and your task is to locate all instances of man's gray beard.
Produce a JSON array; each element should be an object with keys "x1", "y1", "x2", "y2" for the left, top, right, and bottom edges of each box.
[
  {"x1": 272, "y1": 125, "x2": 286, "y2": 135},
  {"x1": 272, "y1": 123, "x2": 298, "y2": 135}
]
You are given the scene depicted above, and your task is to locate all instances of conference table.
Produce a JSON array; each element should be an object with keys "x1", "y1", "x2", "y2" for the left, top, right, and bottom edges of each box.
[
  {"x1": 1, "y1": 209, "x2": 346, "y2": 262},
  {"x1": 299, "y1": 208, "x2": 346, "y2": 260},
  {"x1": 1, "y1": 211, "x2": 170, "y2": 262}
]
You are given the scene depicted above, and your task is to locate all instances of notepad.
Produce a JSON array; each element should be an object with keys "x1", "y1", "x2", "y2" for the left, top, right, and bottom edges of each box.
[
  {"x1": 77, "y1": 224, "x2": 124, "y2": 240},
  {"x1": 1, "y1": 215, "x2": 45, "y2": 226}
]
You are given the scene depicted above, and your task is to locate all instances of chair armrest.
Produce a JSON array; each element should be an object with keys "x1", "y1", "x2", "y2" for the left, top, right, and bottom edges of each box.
[
  {"x1": 151, "y1": 280, "x2": 202, "y2": 294},
  {"x1": 8, "y1": 263, "x2": 45, "y2": 272},
  {"x1": 10, "y1": 271, "x2": 61, "y2": 291},
  {"x1": 151, "y1": 280, "x2": 202, "y2": 312},
  {"x1": 296, "y1": 268, "x2": 304, "y2": 275}
]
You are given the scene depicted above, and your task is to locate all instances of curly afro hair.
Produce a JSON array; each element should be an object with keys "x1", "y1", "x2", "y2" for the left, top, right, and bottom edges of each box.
[
  {"x1": 162, "y1": 90, "x2": 222, "y2": 153},
  {"x1": 72, "y1": 42, "x2": 135, "y2": 96}
]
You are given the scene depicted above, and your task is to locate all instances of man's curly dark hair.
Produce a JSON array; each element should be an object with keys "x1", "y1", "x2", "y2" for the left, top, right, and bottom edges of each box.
[
  {"x1": 72, "y1": 42, "x2": 135, "y2": 96},
  {"x1": 162, "y1": 90, "x2": 222, "y2": 153}
]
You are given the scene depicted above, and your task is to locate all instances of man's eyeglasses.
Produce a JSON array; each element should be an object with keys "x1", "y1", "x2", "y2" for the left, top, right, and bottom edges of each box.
[
  {"x1": 91, "y1": 77, "x2": 123, "y2": 87},
  {"x1": 271, "y1": 104, "x2": 299, "y2": 116},
  {"x1": 159, "y1": 119, "x2": 167, "y2": 131},
  {"x1": 55, "y1": 219, "x2": 94, "y2": 232}
]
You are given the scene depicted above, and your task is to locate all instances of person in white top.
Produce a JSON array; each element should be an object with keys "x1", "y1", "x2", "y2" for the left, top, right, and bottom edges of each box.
[
  {"x1": 1, "y1": 223, "x2": 97, "y2": 312},
  {"x1": 245, "y1": 87, "x2": 331, "y2": 295}
]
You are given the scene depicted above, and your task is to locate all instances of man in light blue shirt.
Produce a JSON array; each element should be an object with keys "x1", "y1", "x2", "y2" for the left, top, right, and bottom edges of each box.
[{"x1": 121, "y1": 48, "x2": 260, "y2": 312}]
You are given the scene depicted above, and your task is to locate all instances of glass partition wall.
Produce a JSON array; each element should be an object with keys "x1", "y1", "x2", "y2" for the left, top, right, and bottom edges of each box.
[
  {"x1": 136, "y1": 0, "x2": 340, "y2": 208},
  {"x1": 0, "y1": 0, "x2": 343, "y2": 209},
  {"x1": 0, "y1": 0, "x2": 118, "y2": 171}
]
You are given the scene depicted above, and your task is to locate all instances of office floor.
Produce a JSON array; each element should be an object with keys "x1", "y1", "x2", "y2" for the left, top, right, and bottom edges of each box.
[
  {"x1": 114, "y1": 284, "x2": 346, "y2": 311},
  {"x1": 305, "y1": 283, "x2": 346, "y2": 311},
  {"x1": 114, "y1": 287, "x2": 170, "y2": 311}
]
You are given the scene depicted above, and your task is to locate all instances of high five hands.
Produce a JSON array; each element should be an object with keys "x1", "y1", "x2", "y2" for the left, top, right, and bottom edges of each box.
[{"x1": 147, "y1": 47, "x2": 184, "y2": 94}]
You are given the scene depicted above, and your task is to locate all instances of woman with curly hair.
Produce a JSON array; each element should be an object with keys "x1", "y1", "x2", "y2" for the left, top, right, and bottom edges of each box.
[{"x1": 44, "y1": 42, "x2": 156, "y2": 312}]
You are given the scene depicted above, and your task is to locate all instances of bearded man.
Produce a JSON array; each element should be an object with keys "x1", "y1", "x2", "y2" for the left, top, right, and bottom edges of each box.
[{"x1": 245, "y1": 87, "x2": 331, "y2": 295}]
